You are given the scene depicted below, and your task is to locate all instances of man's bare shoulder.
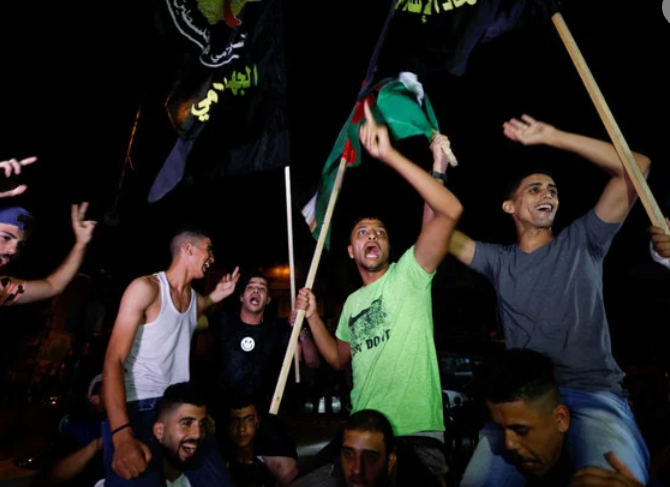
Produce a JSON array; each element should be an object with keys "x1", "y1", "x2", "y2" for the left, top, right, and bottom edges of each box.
[{"x1": 122, "y1": 275, "x2": 161, "y2": 307}]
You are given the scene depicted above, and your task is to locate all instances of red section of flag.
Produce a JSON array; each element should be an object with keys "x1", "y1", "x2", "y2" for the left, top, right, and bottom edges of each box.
[
  {"x1": 351, "y1": 101, "x2": 366, "y2": 125},
  {"x1": 343, "y1": 139, "x2": 357, "y2": 165},
  {"x1": 351, "y1": 93, "x2": 376, "y2": 124},
  {"x1": 343, "y1": 83, "x2": 387, "y2": 166},
  {"x1": 224, "y1": 0, "x2": 242, "y2": 28}
]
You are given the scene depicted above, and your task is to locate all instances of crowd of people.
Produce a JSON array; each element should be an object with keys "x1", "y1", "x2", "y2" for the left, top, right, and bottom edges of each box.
[{"x1": 1, "y1": 103, "x2": 669, "y2": 487}]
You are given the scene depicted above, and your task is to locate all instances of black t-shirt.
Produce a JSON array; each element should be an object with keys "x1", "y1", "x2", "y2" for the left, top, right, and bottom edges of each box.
[
  {"x1": 208, "y1": 312, "x2": 290, "y2": 398},
  {"x1": 216, "y1": 412, "x2": 298, "y2": 461},
  {"x1": 226, "y1": 457, "x2": 277, "y2": 487}
]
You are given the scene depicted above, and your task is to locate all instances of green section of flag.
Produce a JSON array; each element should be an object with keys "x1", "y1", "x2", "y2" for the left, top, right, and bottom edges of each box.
[{"x1": 302, "y1": 76, "x2": 439, "y2": 250}]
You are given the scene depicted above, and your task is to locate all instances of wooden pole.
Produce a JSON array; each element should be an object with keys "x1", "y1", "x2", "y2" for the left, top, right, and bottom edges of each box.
[
  {"x1": 270, "y1": 157, "x2": 348, "y2": 414},
  {"x1": 552, "y1": 13, "x2": 669, "y2": 234},
  {"x1": 284, "y1": 166, "x2": 300, "y2": 383}
]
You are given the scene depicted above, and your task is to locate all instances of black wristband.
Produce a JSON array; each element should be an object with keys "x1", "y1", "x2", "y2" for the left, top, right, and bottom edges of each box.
[
  {"x1": 111, "y1": 423, "x2": 132, "y2": 437},
  {"x1": 431, "y1": 170, "x2": 447, "y2": 182}
]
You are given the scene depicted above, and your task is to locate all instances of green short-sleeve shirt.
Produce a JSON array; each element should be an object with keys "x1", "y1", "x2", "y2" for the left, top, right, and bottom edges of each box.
[{"x1": 336, "y1": 246, "x2": 444, "y2": 436}]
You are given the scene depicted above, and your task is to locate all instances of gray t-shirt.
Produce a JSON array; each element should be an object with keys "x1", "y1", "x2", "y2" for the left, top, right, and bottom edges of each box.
[{"x1": 470, "y1": 209, "x2": 624, "y2": 395}]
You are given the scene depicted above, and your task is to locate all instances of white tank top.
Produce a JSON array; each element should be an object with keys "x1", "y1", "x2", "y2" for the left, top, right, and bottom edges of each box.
[{"x1": 124, "y1": 272, "x2": 197, "y2": 401}]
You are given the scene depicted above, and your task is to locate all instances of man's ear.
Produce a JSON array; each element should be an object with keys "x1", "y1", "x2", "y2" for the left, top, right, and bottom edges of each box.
[
  {"x1": 347, "y1": 245, "x2": 354, "y2": 259},
  {"x1": 153, "y1": 422, "x2": 164, "y2": 442},
  {"x1": 184, "y1": 241, "x2": 194, "y2": 256},
  {"x1": 554, "y1": 404, "x2": 570, "y2": 434},
  {"x1": 502, "y1": 200, "x2": 515, "y2": 215},
  {"x1": 266, "y1": 295, "x2": 272, "y2": 306},
  {"x1": 388, "y1": 452, "x2": 397, "y2": 473}
]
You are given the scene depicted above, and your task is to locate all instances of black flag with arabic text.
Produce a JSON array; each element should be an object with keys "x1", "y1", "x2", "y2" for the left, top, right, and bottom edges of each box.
[{"x1": 148, "y1": 0, "x2": 288, "y2": 202}]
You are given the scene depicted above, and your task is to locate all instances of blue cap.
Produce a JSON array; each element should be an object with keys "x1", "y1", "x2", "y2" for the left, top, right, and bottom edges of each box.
[{"x1": 0, "y1": 207, "x2": 33, "y2": 231}]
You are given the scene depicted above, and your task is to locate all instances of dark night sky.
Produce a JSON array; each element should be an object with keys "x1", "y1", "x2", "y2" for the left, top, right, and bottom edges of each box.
[{"x1": 0, "y1": 1, "x2": 668, "y2": 364}]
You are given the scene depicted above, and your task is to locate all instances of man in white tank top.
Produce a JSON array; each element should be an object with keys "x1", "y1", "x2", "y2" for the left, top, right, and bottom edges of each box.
[{"x1": 102, "y1": 227, "x2": 240, "y2": 486}]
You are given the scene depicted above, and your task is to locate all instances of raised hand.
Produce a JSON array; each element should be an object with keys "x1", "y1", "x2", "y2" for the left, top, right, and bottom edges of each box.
[
  {"x1": 0, "y1": 276, "x2": 25, "y2": 306},
  {"x1": 430, "y1": 133, "x2": 457, "y2": 172},
  {"x1": 71, "y1": 203, "x2": 97, "y2": 246},
  {"x1": 210, "y1": 266, "x2": 240, "y2": 303},
  {"x1": 359, "y1": 101, "x2": 394, "y2": 162},
  {"x1": 503, "y1": 114, "x2": 556, "y2": 146},
  {"x1": 0, "y1": 156, "x2": 37, "y2": 198}
]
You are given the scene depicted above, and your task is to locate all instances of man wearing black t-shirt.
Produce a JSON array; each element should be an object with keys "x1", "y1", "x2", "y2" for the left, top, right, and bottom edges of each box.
[
  {"x1": 208, "y1": 272, "x2": 320, "y2": 398},
  {"x1": 208, "y1": 273, "x2": 319, "y2": 485}
]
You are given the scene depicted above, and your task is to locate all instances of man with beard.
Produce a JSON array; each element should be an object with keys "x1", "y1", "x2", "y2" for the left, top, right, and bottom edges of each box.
[
  {"x1": 296, "y1": 102, "x2": 462, "y2": 484},
  {"x1": 102, "y1": 227, "x2": 240, "y2": 486},
  {"x1": 0, "y1": 203, "x2": 97, "y2": 306},
  {"x1": 95, "y1": 382, "x2": 233, "y2": 487},
  {"x1": 450, "y1": 115, "x2": 650, "y2": 486},
  {"x1": 208, "y1": 273, "x2": 320, "y2": 485}
]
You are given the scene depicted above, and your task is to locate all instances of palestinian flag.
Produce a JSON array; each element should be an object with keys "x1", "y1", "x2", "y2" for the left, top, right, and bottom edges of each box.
[{"x1": 301, "y1": 73, "x2": 441, "y2": 249}]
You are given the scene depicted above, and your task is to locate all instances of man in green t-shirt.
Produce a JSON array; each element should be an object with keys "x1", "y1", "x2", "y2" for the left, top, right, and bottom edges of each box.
[{"x1": 296, "y1": 102, "x2": 462, "y2": 482}]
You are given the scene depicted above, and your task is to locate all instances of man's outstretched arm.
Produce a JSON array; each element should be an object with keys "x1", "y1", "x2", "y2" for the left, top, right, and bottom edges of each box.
[
  {"x1": 503, "y1": 115, "x2": 650, "y2": 224},
  {"x1": 295, "y1": 288, "x2": 350, "y2": 371},
  {"x1": 3, "y1": 203, "x2": 96, "y2": 306},
  {"x1": 360, "y1": 102, "x2": 463, "y2": 274}
]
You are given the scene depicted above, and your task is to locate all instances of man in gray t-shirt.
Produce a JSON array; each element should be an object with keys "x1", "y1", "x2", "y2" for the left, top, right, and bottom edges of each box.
[
  {"x1": 449, "y1": 115, "x2": 651, "y2": 486},
  {"x1": 471, "y1": 209, "x2": 623, "y2": 395}
]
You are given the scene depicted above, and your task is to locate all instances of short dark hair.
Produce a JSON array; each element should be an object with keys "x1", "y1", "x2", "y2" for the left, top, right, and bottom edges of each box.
[
  {"x1": 227, "y1": 391, "x2": 263, "y2": 413},
  {"x1": 170, "y1": 225, "x2": 210, "y2": 257},
  {"x1": 349, "y1": 216, "x2": 390, "y2": 247},
  {"x1": 483, "y1": 349, "x2": 561, "y2": 408},
  {"x1": 504, "y1": 168, "x2": 555, "y2": 201},
  {"x1": 158, "y1": 383, "x2": 207, "y2": 419},
  {"x1": 350, "y1": 215, "x2": 388, "y2": 233},
  {"x1": 242, "y1": 272, "x2": 269, "y2": 290},
  {"x1": 344, "y1": 409, "x2": 395, "y2": 455}
]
